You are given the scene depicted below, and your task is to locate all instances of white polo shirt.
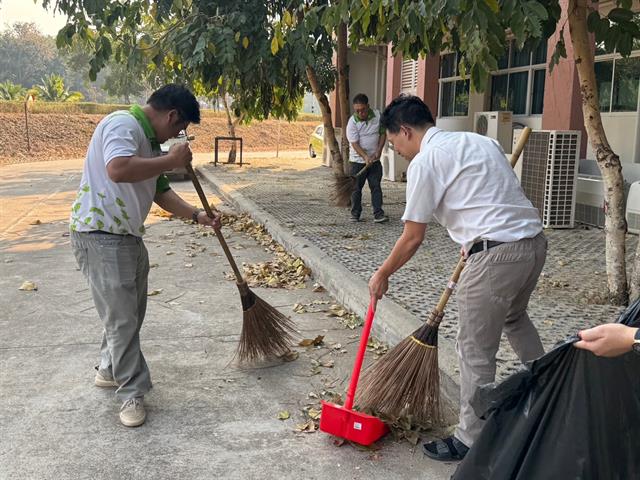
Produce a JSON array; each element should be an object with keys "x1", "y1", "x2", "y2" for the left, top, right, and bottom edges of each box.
[
  {"x1": 69, "y1": 112, "x2": 159, "y2": 237},
  {"x1": 345, "y1": 109, "x2": 383, "y2": 163},
  {"x1": 401, "y1": 127, "x2": 542, "y2": 251}
]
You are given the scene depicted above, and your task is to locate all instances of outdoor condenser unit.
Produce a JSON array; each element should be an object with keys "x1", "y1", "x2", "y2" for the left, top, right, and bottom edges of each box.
[
  {"x1": 474, "y1": 111, "x2": 513, "y2": 152},
  {"x1": 520, "y1": 130, "x2": 581, "y2": 228},
  {"x1": 626, "y1": 181, "x2": 640, "y2": 234}
]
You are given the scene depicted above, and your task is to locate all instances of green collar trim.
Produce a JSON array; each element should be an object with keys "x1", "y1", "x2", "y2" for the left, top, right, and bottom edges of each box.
[
  {"x1": 353, "y1": 109, "x2": 375, "y2": 123},
  {"x1": 129, "y1": 105, "x2": 160, "y2": 150}
]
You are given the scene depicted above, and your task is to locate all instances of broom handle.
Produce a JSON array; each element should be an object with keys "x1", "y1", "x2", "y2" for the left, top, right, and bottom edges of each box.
[
  {"x1": 185, "y1": 162, "x2": 244, "y2": 282},
  {"x1": 510, "y1": 127, "x2": 532, "y2": 169},
  {"x1": 344, "y1": 300, "x2": 376, "y2": 410},
  {"x1": 434, "y1": 127, "x2": 532, "y2": 315},
  {"x1": 354, "y1": 159, "x2": 380, "y2": 178}
]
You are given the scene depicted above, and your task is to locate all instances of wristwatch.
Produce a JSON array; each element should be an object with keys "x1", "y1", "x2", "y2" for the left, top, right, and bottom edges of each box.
[
  {"x1": 192, "y1": 208, "x2": 203, "y2": 224},
  {"x1": 633, "y1": 328, "x2": 640, "y2": 355}
]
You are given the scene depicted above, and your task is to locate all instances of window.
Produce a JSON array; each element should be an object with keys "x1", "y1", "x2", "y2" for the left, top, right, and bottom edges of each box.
[
  {"x1": 438, "y1": 52, "x2": 470, "y2": 117},
  {"x1": 489, "y1": 40, "x2": 547, "y2": 115},
  {"x1": 595, "y1": 54, "x2": 640, "y2": 113},
  {"x1": 401, "y1": 59, "x2": 418, "y2": 95}
]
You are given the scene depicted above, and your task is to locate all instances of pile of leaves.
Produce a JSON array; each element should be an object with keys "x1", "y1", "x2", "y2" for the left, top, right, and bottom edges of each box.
[
  {"x1": 293, "y1": 300, "x2": 363, "y2": 329},
  {"x1": 221, "y1": 213, "x2": 312, "y2": 289}
]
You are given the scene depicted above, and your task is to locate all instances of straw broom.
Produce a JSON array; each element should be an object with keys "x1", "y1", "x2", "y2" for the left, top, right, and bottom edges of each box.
[
  {"x1": 332, "y1": 163, "x2": 370, "y2": 207},
  {"x1": 357, "y1": 259, "x2": 465, "y2": 424},
  {"x1": 184, "y1": 162, "x2": 297, "y2": 363},
  {"x1": 355, "y1": 127, "x2": 533, "y2": 425}
]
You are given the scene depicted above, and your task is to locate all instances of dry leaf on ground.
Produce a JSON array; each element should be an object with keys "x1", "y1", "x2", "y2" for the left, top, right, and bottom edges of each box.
[
  {"x1": 18, "y1": 281, "x2": 37, "y2": 291},
  {"x1": 277, "y1": 410, "x2": 290, "y2": 420},
  {"x1": 298, "y1": 335, "x2": 325, "y2": 347},
  {"x1": 147, "y1": 289, "x2": 163, "y2": 296}
]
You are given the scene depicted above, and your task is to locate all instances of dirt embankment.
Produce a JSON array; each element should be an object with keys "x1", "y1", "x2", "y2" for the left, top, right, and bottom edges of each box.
[{"x1": 0, "y1": 112, "x2": 319, "y2": 165}]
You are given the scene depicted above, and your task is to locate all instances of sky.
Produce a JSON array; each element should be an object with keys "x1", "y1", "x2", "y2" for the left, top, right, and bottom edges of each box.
[{"x1": 0, "y1": 0, "x2": 66, "y2": 36}]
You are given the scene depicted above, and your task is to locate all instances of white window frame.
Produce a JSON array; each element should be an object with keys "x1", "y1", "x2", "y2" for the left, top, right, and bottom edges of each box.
[
  {"x1": 489, "y1": 41, "x2": 547, "y2": 117},
  {"x1": 594, "y1": 49, "x2": 640, "y2": 116},
  {"x1": 438, "y1": 52, "x2": 470, "y2": 118}
]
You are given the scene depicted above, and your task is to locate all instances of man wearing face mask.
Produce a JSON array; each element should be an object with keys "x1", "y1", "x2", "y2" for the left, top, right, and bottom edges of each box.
[
  {"x1": 70, "y1": 84, "x2": 221, "y2": 427},
  {"x1": 345, "y1": 93, "x2": 388, "y2": 223},
  {"x1": 368, "y1": 95, "x2": 546, "y2": 461}
]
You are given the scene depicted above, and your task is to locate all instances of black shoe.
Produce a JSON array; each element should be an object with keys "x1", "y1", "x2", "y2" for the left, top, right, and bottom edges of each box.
[
  {"x1": 350, "y1": 215, "x2": 361, "y2": 222},
  {"x1": 373, "y1": 215, "x2": 389, "y2": 223},
  {"x1": 423, "y1": 436, "x2": 469, "y2": 462}
]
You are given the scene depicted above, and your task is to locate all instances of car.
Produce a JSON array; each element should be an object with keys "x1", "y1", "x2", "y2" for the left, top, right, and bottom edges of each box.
[
  {"x1": 309, "y1": 125, "x2": 323, "y2": 158},
  {"x1": 160, "y1": 131, "x2": 190, "y2": 180},
  {"x1": 308, "y1": 124, "x2": 342, "y2": 159}
]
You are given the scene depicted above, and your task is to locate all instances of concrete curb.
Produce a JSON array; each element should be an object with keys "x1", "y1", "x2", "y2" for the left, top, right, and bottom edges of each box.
[{"x1": 197, "y1": 166, "x2": 461, "y2": 409}]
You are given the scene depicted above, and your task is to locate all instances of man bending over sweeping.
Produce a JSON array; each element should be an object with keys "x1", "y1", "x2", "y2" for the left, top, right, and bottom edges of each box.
[
  {"x1": 368, "y1": 95, "x2": 546, "y2": 461},
  {"x1": 69, "y1": 84, "x2": 221, "y2": 427}
]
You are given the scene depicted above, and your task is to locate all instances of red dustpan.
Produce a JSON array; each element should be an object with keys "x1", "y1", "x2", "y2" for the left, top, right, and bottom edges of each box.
[{"x1": 320, "y1": 299, "x2": 389, "y2": 445}]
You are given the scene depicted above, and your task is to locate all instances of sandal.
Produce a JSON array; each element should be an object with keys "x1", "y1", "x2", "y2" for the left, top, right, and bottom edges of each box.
[{"x1": 423, "y1": 436, "x2": 469, "y2": 461}]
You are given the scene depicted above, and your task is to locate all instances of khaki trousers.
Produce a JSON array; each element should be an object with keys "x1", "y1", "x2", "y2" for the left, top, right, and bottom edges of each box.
[{"x1": 455, "y1": 233, "x2": 547, "y2": 446}]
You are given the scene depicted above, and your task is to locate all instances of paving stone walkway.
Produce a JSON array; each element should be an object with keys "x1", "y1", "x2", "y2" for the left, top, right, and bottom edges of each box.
[{"x1": 197, "y1": 154, "x2": 637, "y2": 380}]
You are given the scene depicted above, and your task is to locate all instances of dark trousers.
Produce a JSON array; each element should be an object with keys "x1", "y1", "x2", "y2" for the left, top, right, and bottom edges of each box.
[{"x1": 350, "y1": 161, "x2": 384, "y2": 218}]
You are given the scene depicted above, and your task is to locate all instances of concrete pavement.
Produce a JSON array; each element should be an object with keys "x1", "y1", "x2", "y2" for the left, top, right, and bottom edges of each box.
[{"x1": 0, "y1": 158, "x2": 457, "y2": 480}]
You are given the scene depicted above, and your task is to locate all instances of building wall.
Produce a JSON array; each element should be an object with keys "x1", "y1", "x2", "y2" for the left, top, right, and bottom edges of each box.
[{"x1": 330, "y1": 46, "x2": 387, "y2": 128}]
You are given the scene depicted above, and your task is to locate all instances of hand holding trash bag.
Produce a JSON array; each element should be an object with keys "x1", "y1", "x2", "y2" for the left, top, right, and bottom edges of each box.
[{"x1": 575, "y1": 323, "x2": 640, "y2": 357}]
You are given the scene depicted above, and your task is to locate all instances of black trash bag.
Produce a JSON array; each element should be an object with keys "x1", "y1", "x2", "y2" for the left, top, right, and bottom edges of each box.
[{"x1": 453, "y1": 299, "x2": 640, "y2": 480}]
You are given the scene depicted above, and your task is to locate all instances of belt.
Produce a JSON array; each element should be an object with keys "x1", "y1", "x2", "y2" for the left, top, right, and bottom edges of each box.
[
  {"x1": 87, "y1": 230, "x2": 130, "y2": 237},
  {"x1": 468, "y1": 239, "x2": 504, "y2": 256}
]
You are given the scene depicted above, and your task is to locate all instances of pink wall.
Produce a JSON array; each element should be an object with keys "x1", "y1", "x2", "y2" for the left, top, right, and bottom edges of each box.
[
  {"x1": 541, "y1": 0, "x2": 590, "y2": 158},
  {"x1": 385, "y1": 44, "x2": 402, "y2": 104},
  {"x1": 417, "y1": 54, "x2": 440, "y2": 117}
]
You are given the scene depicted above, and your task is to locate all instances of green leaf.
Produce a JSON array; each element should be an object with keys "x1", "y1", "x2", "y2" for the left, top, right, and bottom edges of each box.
[
  {"x1": 283, "y1": 10, "x2": 293, "y2": 27},
  {"x1": 113, "y1": 216, "x2": 122, "y2": 226},
  {"x1": 271, "y1": 36, "x2": 279, "y2": 55},
  {"x1": 587, "y1": 10, "x2": 601, "y2": 33},
  {"x1": 608, "y1": 8, "x2": 634, "y2": 23},
  {"x1": 242, "y1": 36, "x2": 249, "y2": 49},
  {"x1": 115, "y1": 197, "x2": 125, "y2": 207},
  {"x1": 234, "y1": 31, "x2": 241, "y2": 42},
  {"x1": 84, "y1": 217, "x2": 92, "y2": 225},
  {"x1": 96, "y1": 220, "x2": 104, "y2": 230},
  {"x1": 484, "y1": 0, "x2": 499, "y2": 14},
  {"x1": 525, "y1": 1, "x2": 548, "y2": 21},
  {"x1": 73, "y1": 203, "x2": 81, "y2": 213}
]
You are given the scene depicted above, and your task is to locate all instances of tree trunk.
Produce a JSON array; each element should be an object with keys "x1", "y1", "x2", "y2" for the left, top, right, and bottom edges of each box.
[
  {"x1": 631, "y1": 241, "x2": 640, "y2": 303},
  {"x1": 221, "y1": 89, "x2": 237, "y2": 164},
  {"x1": 569, "y1": 0, "x2": 628, "y2": 305},
  {"x1": 306, "y1": 65, "x2": 344, "y2": 175},
  {"x1": 336, "y1": 22, "x2": 351, "y2": 175}
]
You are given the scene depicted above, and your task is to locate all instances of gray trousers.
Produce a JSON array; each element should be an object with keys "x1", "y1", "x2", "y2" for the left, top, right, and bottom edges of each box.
[
  {"x1": 455, "y1": 233, "x2": 547, "y2": 447},
  {"x1": 71, "y1": 231, "x2": 152, "y2": 401}
]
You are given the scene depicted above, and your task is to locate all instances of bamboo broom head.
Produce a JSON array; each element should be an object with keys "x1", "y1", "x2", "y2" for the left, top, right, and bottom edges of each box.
[
  {"x1": 234, "y1": 281, "x2": 298, "y2": 363},
  {"x1": 355, "y1": 309, "x2": 444, "y2": 426},
  {"x1": 331, "y1": 171, "x2": 355, "y2": 207}
]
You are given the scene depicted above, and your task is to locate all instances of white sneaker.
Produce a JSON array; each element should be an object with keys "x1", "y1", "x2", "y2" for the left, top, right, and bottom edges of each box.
[
  {"x1": 94, "y1": 370, "x2": 118, "y2": 388},
  {"x1": 119, "y1": 397, "x2": 146, "y2": 427}
]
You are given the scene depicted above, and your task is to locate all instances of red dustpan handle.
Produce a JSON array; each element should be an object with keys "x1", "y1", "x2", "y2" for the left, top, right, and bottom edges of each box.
[{"x1": 344, "y1": 299, "x2": 376, "y2": 411}]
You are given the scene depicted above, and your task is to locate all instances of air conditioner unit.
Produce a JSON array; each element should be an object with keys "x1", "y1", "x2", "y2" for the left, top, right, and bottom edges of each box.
[
  {"x1": 575, "y1": 174, "x2": 605, "y2": 228},
  {"x1": 626, "y1": 181, "x2": 640, "y2": 234},
  {"x1": 474, "y1": 111, "x2": 513, "y2": 152},
  {"x1": 520, "y1": 130, "x2": 581, "y2": 228},
  {"x1": 381, "y1": 143, "x2": 408, "y2": 182}
]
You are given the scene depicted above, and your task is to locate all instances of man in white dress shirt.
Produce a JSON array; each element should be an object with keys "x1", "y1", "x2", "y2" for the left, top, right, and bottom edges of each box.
[{"x1": 368, "y1": 95, "x2": 546, "y2": 461}]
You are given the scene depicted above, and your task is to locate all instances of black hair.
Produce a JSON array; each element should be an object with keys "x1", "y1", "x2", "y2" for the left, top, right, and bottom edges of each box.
[
  {"x1": 147, "y1": 84, "x2": 201, "y2": 124},
  {"x1": 380, "y1": 94, "x2": 435, "y2": 134},
  {"x1": 352, "y1": 93, "x2": 369, "y2": 105}
]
